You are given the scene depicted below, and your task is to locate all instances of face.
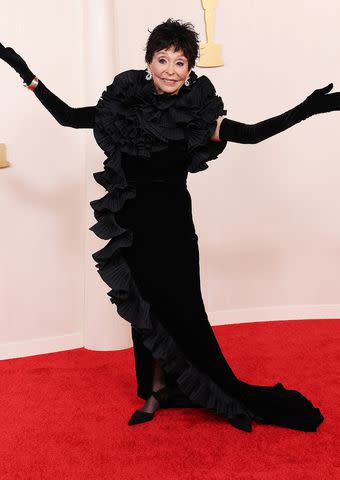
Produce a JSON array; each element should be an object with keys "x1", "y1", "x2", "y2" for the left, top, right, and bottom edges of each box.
[{"x1": 147, "y1": 45, "x2": 192, "y2": 95}]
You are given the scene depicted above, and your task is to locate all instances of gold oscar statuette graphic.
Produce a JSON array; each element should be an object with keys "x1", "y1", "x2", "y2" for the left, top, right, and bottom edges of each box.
[
  {"x1": 0, "y1": 143, "x2": 10, "y2": 168},
  {"x1": 197, "y1": 0, "x2": 224, "y2": 67}
]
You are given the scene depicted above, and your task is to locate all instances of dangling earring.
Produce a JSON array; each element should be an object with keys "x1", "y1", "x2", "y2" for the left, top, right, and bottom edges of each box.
[
  {"x1": 185, "y1": 78, "x2": 190, "y2": 87},
  {"x1": 146, "y1": 70, "x2": 152, "y2": 81}
]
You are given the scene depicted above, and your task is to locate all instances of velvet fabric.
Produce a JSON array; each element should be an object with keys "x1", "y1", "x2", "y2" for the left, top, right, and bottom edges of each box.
[{"x1": 89, "y1": 70, "x2": 324, "y2": 432}]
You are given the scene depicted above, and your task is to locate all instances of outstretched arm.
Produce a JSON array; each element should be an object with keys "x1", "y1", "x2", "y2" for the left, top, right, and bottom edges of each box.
[
  {"x1": 0, "y1": 42, "x2": 95, "y2": 129},
  {"x1": 212, "y1": 83, "x2": 340, "y2": 144},
  {"x1": 32, "y1": 79, "x2": 95, "y2": 129}
]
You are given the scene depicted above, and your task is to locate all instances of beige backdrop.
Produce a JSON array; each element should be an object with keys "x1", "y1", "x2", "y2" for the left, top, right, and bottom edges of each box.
[{"x1": 0, "y1": 0, "x2": 339, "y2": 360}]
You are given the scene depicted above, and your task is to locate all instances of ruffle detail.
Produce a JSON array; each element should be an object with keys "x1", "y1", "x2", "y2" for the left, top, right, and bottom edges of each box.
[
  {"x1": 143, "y1": 312, "x2": 256, "y2": 428},
  {"x1": 93, "y1": 69, "x2": 228, "y2": 170},
  {"x1": 89, "y1": 69, "x2": 254, "y2": 429}
]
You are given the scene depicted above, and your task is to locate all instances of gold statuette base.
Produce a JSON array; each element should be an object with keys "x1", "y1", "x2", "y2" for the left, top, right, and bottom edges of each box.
[
  {"x1": 0, "y1": 143, "x2": 10, "y2": 168},
  {"x1": 197, "y1": 43, "x2": 223, "y2": 67}
]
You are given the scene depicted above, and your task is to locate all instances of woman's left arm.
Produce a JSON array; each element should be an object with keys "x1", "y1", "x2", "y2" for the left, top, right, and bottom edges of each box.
[{"x1": 211, "y1": 83, "x2": 340, "y2": 144}]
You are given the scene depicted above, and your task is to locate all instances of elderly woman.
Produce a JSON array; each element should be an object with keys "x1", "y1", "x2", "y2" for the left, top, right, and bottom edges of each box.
[{"x1": 2, "y1": 18, "x2": 338, "y2": 432}]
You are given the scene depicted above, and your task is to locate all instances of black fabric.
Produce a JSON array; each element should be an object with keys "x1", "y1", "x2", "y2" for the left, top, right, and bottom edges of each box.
[
  {"x1": 29, "y1": 68, "x2": 324, "y2": 431},
  {"x1": 219, "y1": 106, "x2": 309, "y2": 144},
  {"x1": 33, "y1": 80, "x2": 96, "y2": 128},
  {"x1": 0, "y1": 42, "x2": 35, "y2": 85},
  {"x1": 219, "y1": 82, "x2": 340, "y2": 144}
]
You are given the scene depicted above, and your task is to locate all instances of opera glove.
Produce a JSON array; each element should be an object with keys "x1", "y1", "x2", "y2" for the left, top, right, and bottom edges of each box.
[
  {"x1": 219, "y1": 83, "x2": 340, "y2": 145},
  {"x1": 0, "y1": 42, "x2": 35, "y2": 85}
]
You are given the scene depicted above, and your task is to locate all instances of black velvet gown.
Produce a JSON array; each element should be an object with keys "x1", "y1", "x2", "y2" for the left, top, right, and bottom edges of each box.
[
  {"x1": 118, "y1": 140, "x2": 244, "y2": 403},
  {"x1": 33, "y1": 68, "x2": 324, "y2": 432},
  {"x1": 114, "y1": 141, "x2": 324, "y2": 433}
]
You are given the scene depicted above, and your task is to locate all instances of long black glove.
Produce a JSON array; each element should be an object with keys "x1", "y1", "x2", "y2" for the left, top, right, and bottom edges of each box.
[
  {"x1": 219, "y1": 83, "x2": 340, "y2": 144},
  {"x1": 0, "y1": 42, "x2": 95, "y2": 128},
  {"x1": 32, "y1": 81, "x2": 96, "y2": 129},
  {"x1": 0, "y1": 42, "x2": 35, "y2": 85}
]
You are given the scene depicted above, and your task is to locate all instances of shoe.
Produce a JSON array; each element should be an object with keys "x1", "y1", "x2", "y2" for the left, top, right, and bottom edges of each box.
[
  {"x1": 227, "y1": 414, "x2": 252, "y2": 432},
  {"x1": 128, "y1": 408, "x2": 155, "y2": 426},
  {"x1": 150, "y1": 386, "x2": 171, "y2": 408},
  {"x1": 127, "y1": 389, "x2": 162, "y2": 426}
]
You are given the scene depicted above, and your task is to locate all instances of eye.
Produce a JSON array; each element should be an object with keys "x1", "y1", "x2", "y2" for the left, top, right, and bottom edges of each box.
[
  {"x1": 177, "y1": 61, "x2": 184, "y2": 67},
  {"x1": 158, "y1": 58, "x2": 166, "y2": 64}
]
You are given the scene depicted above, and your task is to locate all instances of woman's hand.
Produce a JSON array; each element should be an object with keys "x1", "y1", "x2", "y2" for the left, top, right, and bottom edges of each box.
[
  {"x1": 0, "y1": 42, "x2": 35, "y2": 85},
  {"x1": 301, "y1": 83, "x2": 340, "y2": 116},
  {"x1": 210, "y1": 115, "x2": 224, "y2": 142}
]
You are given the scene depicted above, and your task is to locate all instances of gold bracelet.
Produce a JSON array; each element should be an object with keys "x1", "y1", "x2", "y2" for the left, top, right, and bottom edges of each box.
[{"x1": 23, "y1": 76, "x2": 39, "y2": 91}]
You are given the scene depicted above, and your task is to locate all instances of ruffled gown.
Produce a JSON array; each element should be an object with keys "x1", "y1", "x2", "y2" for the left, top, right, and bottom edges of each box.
[{"x1": 90, "y1": 69, "x2": 324, "y2": 432}]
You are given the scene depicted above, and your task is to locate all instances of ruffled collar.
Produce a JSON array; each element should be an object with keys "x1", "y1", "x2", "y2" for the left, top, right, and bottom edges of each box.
[{"x1": 93, "y1": 68, "x2": 227, "y2": 172}]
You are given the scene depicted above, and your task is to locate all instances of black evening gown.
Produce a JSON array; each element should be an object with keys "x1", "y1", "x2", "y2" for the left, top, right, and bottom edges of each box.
[
  {"x1": 32, "y1": 69, "x2": 324, "y2": 432},
  {"x1": 115, "y1": 141, "x2": 324, "y2": 432}
]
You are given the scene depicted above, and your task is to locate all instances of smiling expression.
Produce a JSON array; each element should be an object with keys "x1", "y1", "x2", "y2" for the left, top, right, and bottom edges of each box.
[{"x1": 147, "y1": 45, "x2": 192, "y2": 95}]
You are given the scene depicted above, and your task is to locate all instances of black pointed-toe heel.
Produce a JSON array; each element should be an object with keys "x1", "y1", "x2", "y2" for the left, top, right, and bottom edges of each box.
[
  {"x1": 227, "y1": 414, "x2": 252, "y2": 432},
  {"x1": 128, "y1": 389, "x2": 164, "y2": 426},
  {"x1": 150, "y1": 387, "x2": 171, "y2": 408},
  {"x1": 128, "y1": 408, "x2": 155, "y2": 426}
]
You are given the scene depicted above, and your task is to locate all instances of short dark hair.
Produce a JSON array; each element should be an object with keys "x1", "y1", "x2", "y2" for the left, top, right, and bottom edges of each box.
[{"x1": 144, "y1": 18, "x2": 199, "y2": 70}]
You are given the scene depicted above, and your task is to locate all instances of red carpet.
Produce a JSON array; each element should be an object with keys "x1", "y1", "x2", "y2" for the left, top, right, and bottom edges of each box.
[{"x1": 0, "y1": 319, "x2": 338, "y2": 479}]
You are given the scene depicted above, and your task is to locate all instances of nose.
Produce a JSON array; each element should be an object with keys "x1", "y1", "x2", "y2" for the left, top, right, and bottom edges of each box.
[{"x1": 166, "y1": 64, "x2": 175, "y2": 75}]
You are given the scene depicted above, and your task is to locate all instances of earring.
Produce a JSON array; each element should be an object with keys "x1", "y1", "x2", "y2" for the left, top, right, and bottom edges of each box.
[
  {"x1": 145, "y1": 71, "x2": 152, "y2": 81},
  {"x1": 185, "y1": 78, "x2": 190, "y2": 86}
]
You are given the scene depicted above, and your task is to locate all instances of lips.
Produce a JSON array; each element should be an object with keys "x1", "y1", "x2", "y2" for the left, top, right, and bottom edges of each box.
[{"x1": 162, "y1": 78, "x2": 177, "y2": 83}]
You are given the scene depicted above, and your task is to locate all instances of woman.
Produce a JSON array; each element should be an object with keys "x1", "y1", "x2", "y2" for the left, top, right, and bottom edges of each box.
[{"x1": 1, "y1": 18, "x2": 338, "y2": 432}]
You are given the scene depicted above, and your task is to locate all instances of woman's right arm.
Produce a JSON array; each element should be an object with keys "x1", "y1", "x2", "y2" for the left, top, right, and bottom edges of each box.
[
  {"x1": 32, "y1": 79, "x2": 95, "y2": 129},
  {"x1": 0, "y1": 42, "x2": 95, "y2": 129}
]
